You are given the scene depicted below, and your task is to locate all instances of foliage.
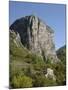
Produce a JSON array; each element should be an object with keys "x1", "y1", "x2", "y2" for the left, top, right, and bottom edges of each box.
[
  {"x1": 33, "y1": 74, "x2": 57, "y2": 87},
  {"x1": 53, "y1": 62, "x2": 66, "y2": 85},
  {"x1": 10, "y1": 32, "x2": 66, "y2": 88},
  {"x1": 56, "y1": 45, "x2": 66, "y2": 85},
  {"x1": 56, "y1": 45, "x2": 66, "y2": 64},
  {"x1": 10, "y1": 75, "x2": 33, "y2": 88}
]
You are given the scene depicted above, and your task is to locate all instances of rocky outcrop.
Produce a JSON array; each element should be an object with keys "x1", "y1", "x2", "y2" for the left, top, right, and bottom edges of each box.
[
  {"x1": 10, "y1": 15, "x2": 59, "y2": 63},
  {"x1": 45, "y1": 68, "x2": 56, "y2": 81},
  {"x1": 10, "y1": 30, "x2": 22, "y2": 47}
]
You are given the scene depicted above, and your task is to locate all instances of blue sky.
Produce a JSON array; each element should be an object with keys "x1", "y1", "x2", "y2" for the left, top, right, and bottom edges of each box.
[{"x1": 9, "y1": 1, "x2": 66, "y2": 50}]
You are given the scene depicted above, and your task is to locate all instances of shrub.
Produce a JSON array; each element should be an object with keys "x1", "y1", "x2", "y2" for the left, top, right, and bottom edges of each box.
[
  {"x1": 33, "y1": 74, "x2": 57, "y2": 87},
  {"x1": 11, "y1": 75, "x2": 33, "y2": 88}
]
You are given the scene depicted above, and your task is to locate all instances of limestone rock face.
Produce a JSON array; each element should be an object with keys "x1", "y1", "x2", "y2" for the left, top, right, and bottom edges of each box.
[
  {"x1": 10, "y1": 30, "x2": 23, "y2": 48},
  {"x1": 10, "y1": 15, "x2": 59, "y2": 63},
  {"x1": 45, "y1": 68, "x2": 56, "y2": 81}
]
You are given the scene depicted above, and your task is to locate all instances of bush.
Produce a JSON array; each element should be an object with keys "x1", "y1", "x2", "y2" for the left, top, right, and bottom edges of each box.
[
  {"x1": 11, "y1": 75, "x2": 33, "y2": 88},
  {"x1": 52, "y1": 62, "x2": 66, "y2": 85},
  {"x1": 33, "y1": 74, "x2": 57, "y2": 87}
]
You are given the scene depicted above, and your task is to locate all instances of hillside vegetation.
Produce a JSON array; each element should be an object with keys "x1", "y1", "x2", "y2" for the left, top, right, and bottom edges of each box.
[
  {"x1": 9, "y1": 30, "x2": 66, "y2": 88},
  {"x1": 57, "y1": 45, "x2": 66, "y2": 64}
]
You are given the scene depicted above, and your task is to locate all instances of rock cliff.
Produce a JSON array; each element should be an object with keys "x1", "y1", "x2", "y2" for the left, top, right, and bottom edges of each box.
[{"x1": 10, "y1": 15, "x2": 59, "y2": 63}]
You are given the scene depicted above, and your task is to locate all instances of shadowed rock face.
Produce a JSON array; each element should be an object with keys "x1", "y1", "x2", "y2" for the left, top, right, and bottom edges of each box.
[{"x1": 10, "y1": 15, "x2": 59, "y2": 63}]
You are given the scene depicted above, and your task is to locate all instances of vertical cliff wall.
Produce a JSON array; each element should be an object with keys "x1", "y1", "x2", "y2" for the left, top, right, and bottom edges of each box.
[{"x1": 10, "y1": 15, "x2": 59, "y2": 63}]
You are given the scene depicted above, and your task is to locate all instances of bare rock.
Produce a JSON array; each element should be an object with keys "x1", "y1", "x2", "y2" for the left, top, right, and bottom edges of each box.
[
  {"x1": 45, "y1": 68, "x2": 56, "y2": 81},
  {"x1": 10, "y1": 15, "x2": 59, "y2": 63}
]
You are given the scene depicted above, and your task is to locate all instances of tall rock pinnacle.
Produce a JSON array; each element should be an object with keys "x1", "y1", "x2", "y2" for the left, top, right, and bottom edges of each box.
[{"x1": 10, "y1": 15, "x2": 59, "y2": 63}]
